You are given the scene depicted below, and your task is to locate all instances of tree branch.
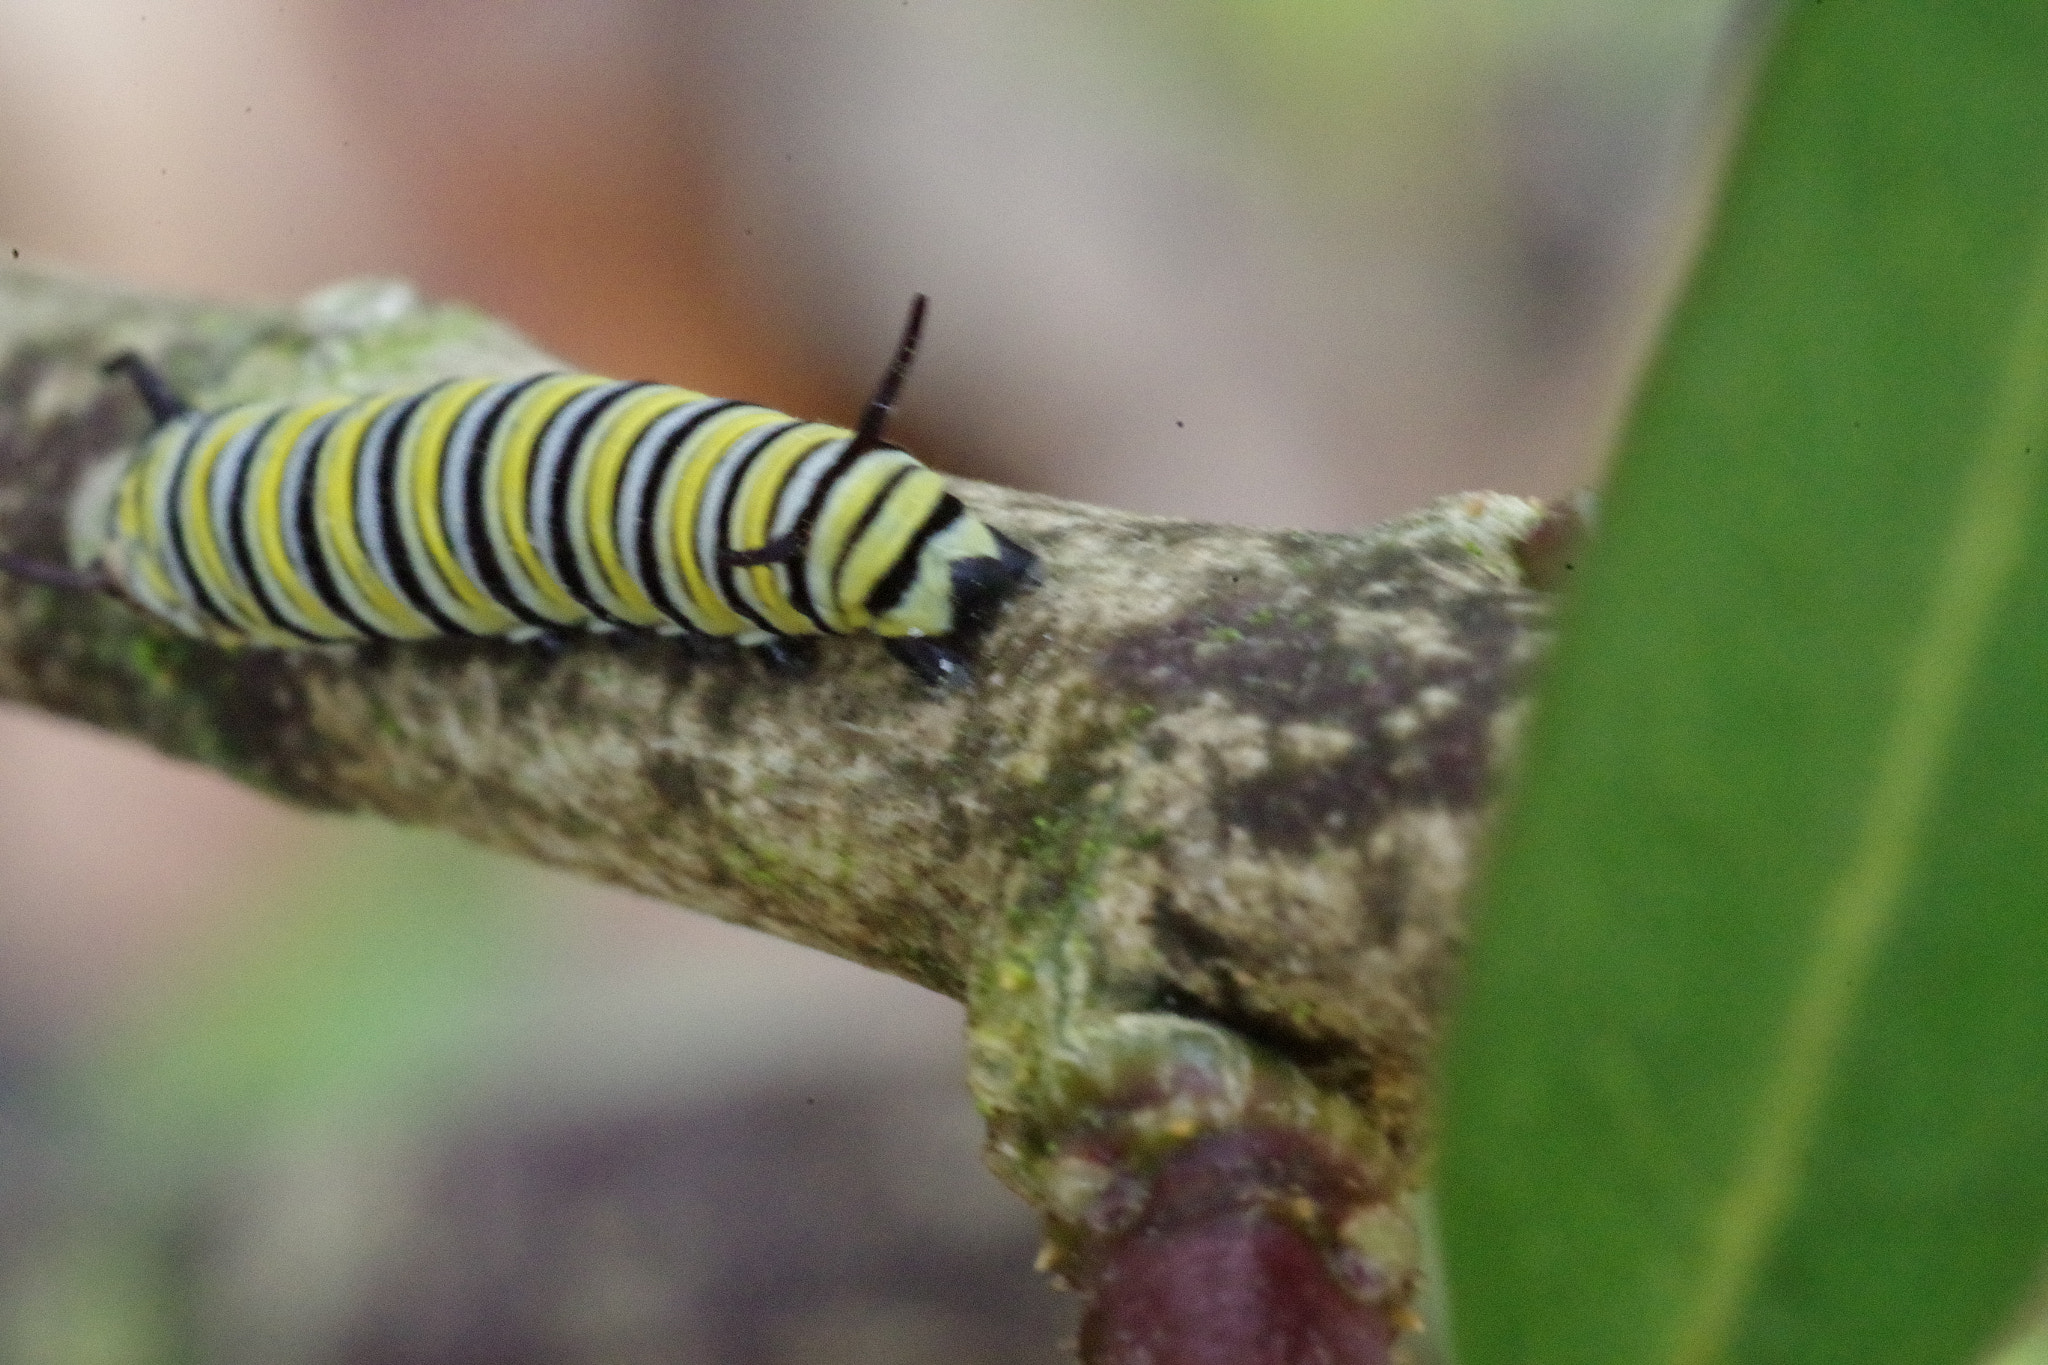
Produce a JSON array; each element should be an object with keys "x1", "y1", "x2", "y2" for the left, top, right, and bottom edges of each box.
[{"x1": 0, "y1": 265, "x2": 1567, "y2": 1363}]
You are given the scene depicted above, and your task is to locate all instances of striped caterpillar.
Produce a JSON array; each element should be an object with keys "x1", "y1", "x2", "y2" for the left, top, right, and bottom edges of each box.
[{"x1": 3, "y1": 297, "x2": 1036, "y2": 686}]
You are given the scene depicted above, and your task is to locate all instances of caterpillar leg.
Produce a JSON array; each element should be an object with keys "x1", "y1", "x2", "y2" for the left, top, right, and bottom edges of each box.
[
  {"x1": 526, "y1": 630, "x2": 572, "y2": 660},
  {"x1": 884, "y1": 636, "x2": 971, "y2": 689},
  {"x1": 753, "y1": 638, "x2": 819, "y2": 677},
  {"x1": 101, "y1": 352, "x2": 190, "y2": 425}
]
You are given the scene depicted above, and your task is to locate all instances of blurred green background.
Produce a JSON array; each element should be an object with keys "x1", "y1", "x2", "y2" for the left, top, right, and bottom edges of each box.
[{"x1": 0, "y1": 1, "x2": 1741, "y2": 1360}]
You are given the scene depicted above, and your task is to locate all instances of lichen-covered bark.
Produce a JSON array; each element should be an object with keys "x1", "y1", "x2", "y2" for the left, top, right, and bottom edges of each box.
[{"x1": 0, "y1": 266, "x2": 1564, "y2": 1362}]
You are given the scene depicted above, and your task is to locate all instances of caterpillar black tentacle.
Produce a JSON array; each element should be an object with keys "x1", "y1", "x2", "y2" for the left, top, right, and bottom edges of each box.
[
  {"x1": 13, "y1": 296, "x2": 1035, "y2": 685},
  {"x1": 103, "y1": 351, "x2": 190, "y2": 424}
]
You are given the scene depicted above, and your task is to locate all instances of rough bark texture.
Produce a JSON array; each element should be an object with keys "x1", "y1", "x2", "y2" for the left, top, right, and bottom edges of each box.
[{"x1": 0, "y1": 266, "x2": 1566, "y2": 1362}]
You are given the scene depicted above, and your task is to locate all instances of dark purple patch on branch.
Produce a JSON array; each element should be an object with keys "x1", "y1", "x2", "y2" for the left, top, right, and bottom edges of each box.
[
  {"x1": 0, "y1": 347, "x2": 137, "y2": 560},
  {"x1": 1098, "y1": 545, "x2": 1545, "y2": 856},
  {"x1": 1076, "y1": 1129, "x2": 1396, "y2": 1365}
]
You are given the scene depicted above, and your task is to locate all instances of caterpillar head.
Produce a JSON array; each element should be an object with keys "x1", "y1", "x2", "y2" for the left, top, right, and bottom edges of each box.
[
  {"x1": 869, "y1": 515, "x2": 1036, "y2": 640},
  {"x1": 863, "y1": 510, "x2": 1037, "y2": 687}
]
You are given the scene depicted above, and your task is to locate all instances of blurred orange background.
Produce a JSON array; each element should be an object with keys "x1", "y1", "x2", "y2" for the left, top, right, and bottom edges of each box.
[{"x1": 0, "y1": 2, "x2": 1738, "y2": 1360}]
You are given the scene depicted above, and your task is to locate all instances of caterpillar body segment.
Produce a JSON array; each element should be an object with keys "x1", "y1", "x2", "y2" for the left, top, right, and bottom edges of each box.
[{"x1": 55, "y1": 297, "x2": 1036, "y2": 686}]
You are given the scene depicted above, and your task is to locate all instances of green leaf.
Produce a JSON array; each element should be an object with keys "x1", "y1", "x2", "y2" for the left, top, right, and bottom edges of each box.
[
  {"x1": 1989, "y1": 1320, "x2": 2048, "y2": 1365},
  {"x1": 1438, "y1": 8, "x2": 2048, "y2": 1365}
]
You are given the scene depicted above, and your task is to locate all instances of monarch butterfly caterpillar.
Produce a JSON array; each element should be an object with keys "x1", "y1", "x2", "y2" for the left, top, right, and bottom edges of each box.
[{"x1": 1, "y1": 296, "x2": 1037, "y2": 687}]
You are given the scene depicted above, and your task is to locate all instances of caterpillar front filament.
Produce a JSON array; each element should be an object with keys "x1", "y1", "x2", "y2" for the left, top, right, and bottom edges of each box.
[{"x1": 18, "y1": 297, "x2": 1036, "y2": 686}]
